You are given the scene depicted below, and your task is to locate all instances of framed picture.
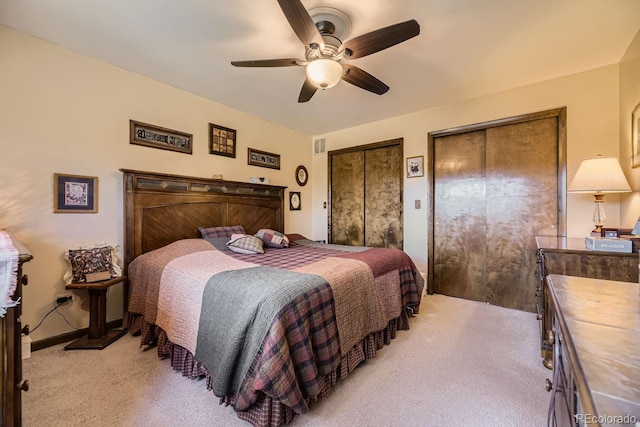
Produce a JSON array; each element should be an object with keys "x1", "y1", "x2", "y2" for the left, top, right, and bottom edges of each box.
[
  {"x1": 600, "y1": 227, "x2": 633, "y2": 238},
  {"x1": 601, "y1": 228, "x2": 619, "y2": 238},
  {"x1": 289, "y1": 191, "x2": 301, "y2": 210},
  {"x1": 209, "y1": 123, "x2": 236, "y2": 158},
  {"x1": 632, "y1": 103, "x2": 640, "y2": 168},
  {"x1": 406, "y1": 155, "x2": 424, "y2": 178},
  {"x1": 129, "y1": 120, "x2": 192, "y2": 154},
  {"x1": 248, "y1": 148, "x2": 281, "y2": 170},
  {"x1": 54, "y1": 173, "x2": 98, "y2": 213},
  {"x1": 295, "y1": 165, "x2": 308, "y2": 186}
]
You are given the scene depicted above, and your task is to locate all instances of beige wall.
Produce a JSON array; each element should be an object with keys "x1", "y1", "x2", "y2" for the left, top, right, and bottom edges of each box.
[
  {"x1": 4, "y1": 22, "x2": 637, "y2": 342},
  {"x1": 620, "y1": 29, "x2": 640, "y2": 226},
  {"x1": 0, "y1": 26, "x2": 313, "y2": 341},
  {"x1": 312, "y1": 64, "x2": 624, "y2": 273}
]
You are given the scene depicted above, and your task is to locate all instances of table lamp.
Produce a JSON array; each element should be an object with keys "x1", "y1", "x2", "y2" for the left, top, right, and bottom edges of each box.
[{"x1": 567, "y1": 155, "x2": 631, "y2": 233}]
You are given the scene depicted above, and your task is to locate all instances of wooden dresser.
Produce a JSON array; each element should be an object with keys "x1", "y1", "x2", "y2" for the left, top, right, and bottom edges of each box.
[
  {"x1": 1, "y1": 232, "x2": 32, "y2": 427},
  {"x1": 535, "y1": 236, "x2": 638, "y2": 368},
  {"x1": 546, "y1": 274, "x2": 640, "y2": 426}
]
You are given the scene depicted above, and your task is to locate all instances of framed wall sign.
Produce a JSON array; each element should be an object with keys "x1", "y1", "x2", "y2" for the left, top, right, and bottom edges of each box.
[
  {"x1": 129, "y1": 120, "x2": 192, "y2": 154},
  {"x1": 289, "y1": 192, "x2": 301, "y2": 210},
  {"x1": 54, "y1": 173, "x2": 98, "y2": 213},
  {"x1": 406, "y1": 155, "x2": 424, "y2": 178},
  {"x1": 248, "y1": 148, "x2": 281, "y2": 170},
  {"x1": 209, "y1": 123, "x2": 236, "y2": 158},
  {"x1": 632, "y1": 103, "x2": 640, "y2": 167}
]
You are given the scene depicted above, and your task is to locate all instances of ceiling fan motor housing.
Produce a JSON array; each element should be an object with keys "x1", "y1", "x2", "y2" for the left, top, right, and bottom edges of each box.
[{"x1": 306, "y1": 34, "x2": 341, "y2": 61}]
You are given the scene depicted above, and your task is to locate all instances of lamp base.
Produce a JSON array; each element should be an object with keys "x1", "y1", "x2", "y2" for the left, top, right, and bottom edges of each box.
[{"x1": 591, "y1": 194, "x2": 606, "y2": 236}]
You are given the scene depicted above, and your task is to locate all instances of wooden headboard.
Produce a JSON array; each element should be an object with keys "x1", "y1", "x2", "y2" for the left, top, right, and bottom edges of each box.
[{"x1": 121, "y1": 169, "x2": 286, "y2": 269}]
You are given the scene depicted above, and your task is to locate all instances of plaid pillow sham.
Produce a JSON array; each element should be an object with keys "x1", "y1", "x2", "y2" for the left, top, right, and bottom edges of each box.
[
  {"x1": 226, "y1": 234, "x2": 264, "y2": 254},
  {"x1": 254, "y1": 228, "x2": 289, "y2": 248},
  {"x1": 198, "y1": 225, "x2": 245, "y2": 239}
]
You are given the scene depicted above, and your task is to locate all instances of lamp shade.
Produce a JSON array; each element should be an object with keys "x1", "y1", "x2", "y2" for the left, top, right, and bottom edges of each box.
[
  {"x1": 567, "y1": 156, "x2": 631, "y2": 193},
  {"x1": 306, "y1": 59, "x2": 343, "y2": 89}
]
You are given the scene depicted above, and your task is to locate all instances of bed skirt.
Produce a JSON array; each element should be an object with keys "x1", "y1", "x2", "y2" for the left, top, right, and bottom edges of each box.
[{"x1": 124, "y1": 308, "x2": 414, "y2": 427}]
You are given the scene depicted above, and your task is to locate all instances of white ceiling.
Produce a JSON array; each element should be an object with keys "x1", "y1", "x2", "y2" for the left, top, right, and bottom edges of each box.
[{"x1": 2, "y1": 0, "x2": 639, "y2": 135}]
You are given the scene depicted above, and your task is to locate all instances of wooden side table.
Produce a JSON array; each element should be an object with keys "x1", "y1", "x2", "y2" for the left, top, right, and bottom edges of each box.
[{"x1": 64, "y1": 276, "x2": 127, "y2": 350}]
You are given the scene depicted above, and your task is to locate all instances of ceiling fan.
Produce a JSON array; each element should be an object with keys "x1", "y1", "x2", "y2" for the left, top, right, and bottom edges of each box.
[{"x1": 231, "y1": 0, "x2": 420, "y2": 103}]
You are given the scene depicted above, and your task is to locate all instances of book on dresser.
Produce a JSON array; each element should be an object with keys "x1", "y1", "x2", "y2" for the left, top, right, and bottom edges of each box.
[{"x1": 584, "y1": 236, "x2": 632, "y2": 252}]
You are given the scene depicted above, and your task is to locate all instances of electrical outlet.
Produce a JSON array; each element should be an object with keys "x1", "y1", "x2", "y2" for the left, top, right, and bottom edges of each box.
[{"x1": 56, "y1": 293, "x2": 74, "y2": 304}]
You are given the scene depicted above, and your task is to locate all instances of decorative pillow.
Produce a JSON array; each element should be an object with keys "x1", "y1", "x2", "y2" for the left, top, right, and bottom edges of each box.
[
  {"x1": 254, "y1": 228, "x2": 289, "y2": 248},
  {"x1": 198, "y1": 225, "x2": 245, "y2": 239},
  {"x1": 226, "y1": 234, "x2": 264, "y2": 254},
  {"x1": 63, "y1": 245, "x2": 121, "y2": 283}
]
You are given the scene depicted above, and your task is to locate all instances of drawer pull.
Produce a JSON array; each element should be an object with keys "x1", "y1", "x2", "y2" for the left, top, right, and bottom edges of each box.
[
  {"x1": 545, "y1": 378, "x2": 553, "y2": 392},
  {"x1": 21, "y1": 274, "x2": 29, "y2": 286}
]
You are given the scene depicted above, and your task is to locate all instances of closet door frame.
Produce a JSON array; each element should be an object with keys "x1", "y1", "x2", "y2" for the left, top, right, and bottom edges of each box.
[
  {"x1": 426, "y1": 108, "x2": 567, "y2": 294},
  {"x1": 328, "y1": 138, "x2": 404, "y2": 245}
]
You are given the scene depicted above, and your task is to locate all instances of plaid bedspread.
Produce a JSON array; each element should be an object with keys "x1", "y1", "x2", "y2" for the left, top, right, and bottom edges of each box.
[{"x1": 126, "y1": 235, "x2": 424, "y2": 421}]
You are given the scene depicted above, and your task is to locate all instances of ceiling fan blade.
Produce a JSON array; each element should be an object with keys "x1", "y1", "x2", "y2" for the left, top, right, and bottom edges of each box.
[
  {"x1": 231, "y1": 58, "x2": 304, "y2": 67},
  {"x1": 298, "y1": 77, "x2": 318, "y2": 103},
  {"x1": 342, "y1": 19, "x2": 420, "y2": 59},
  {"x1": 277, "y1": 0, "x2": 324, "y2": 48},
  {"x1": 341, "y1": 64, "x2": 389, "y2": 95}
]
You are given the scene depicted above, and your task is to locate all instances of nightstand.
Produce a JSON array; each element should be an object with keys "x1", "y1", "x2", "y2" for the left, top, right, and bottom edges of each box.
[{"x1": 64, "y1": 276, "x2": 127, "y2": 350}]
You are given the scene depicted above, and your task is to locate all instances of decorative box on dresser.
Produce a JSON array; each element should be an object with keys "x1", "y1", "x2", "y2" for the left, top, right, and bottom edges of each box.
[
  {"x1": 546, "y1": 274, "x2": 640, "y2": 427},
  {"x1": 1, "y1": 232, "x2": 32, "y2": 427},
  {"x1": 535, "y1": 236, "x2": 638, "y2": 369}
]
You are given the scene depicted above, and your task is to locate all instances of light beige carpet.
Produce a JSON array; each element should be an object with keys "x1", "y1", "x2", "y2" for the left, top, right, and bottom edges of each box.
[{"x1": 22, "y1": 294, "x2": 550, "y2": 426}]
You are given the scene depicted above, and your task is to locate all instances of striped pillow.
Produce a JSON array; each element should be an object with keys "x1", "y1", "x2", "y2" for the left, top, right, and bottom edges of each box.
[{"x1": 226, "y1": 234, "x2": 264, "y2": 254}]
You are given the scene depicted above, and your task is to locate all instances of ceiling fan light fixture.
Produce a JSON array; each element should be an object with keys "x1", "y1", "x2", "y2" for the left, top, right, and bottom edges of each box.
[{"x1": 306, "y1": 59, "x2": 342, "y2": 89}]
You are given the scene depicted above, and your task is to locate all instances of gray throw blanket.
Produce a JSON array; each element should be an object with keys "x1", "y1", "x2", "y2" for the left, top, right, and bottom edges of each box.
[{"x1": 195, "y1": 265, "x2": 328, "y2": 396}]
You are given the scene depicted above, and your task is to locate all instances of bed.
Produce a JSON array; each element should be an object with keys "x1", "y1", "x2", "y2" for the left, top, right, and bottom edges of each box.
[{"x1": 120, "y1": 169, "x2": 424, "y2": 426}]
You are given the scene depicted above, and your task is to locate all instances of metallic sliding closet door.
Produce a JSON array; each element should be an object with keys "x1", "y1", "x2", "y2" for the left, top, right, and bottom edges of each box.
[
  {"x1": 329, "y1": 139, "x2": 403, "y2": 249},
  {"x1": 430, "y1": 109, "x2": 565, "y2": 312}
]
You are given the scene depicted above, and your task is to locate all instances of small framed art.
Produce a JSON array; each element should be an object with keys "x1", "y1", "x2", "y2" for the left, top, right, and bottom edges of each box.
[
  {"x1": 129, "y1": 120, "x2": 192, "y2": 154},
  {"x1": 600, "y1": 227, "x2": 633, "y2": 238},
  {"x1": 289, "y1": 192, "x2": 301, "y2": 210},
  {"x1": 406, "y1": 155, "x2": 424, "y2": 178},
  {"x1": 54, "y1": 173, "x2": 98, "y2": 213},
  {"x1": 248, "y1": 148, "x2": 281, "y2": 170},
  {"x1": 632, "y1": 103, "x2": 640, "y2": 168},
  {"x1": 209, "y1": 123, "x2": 236, "y2": 158},
  {"x1": 295, "y1": 165, "x2": 308, "y2": 186}
]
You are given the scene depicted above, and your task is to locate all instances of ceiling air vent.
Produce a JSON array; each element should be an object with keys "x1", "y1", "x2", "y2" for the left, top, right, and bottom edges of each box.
[{"x1": 314, "y1": 138, "x2": 326, "y2": 155}]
